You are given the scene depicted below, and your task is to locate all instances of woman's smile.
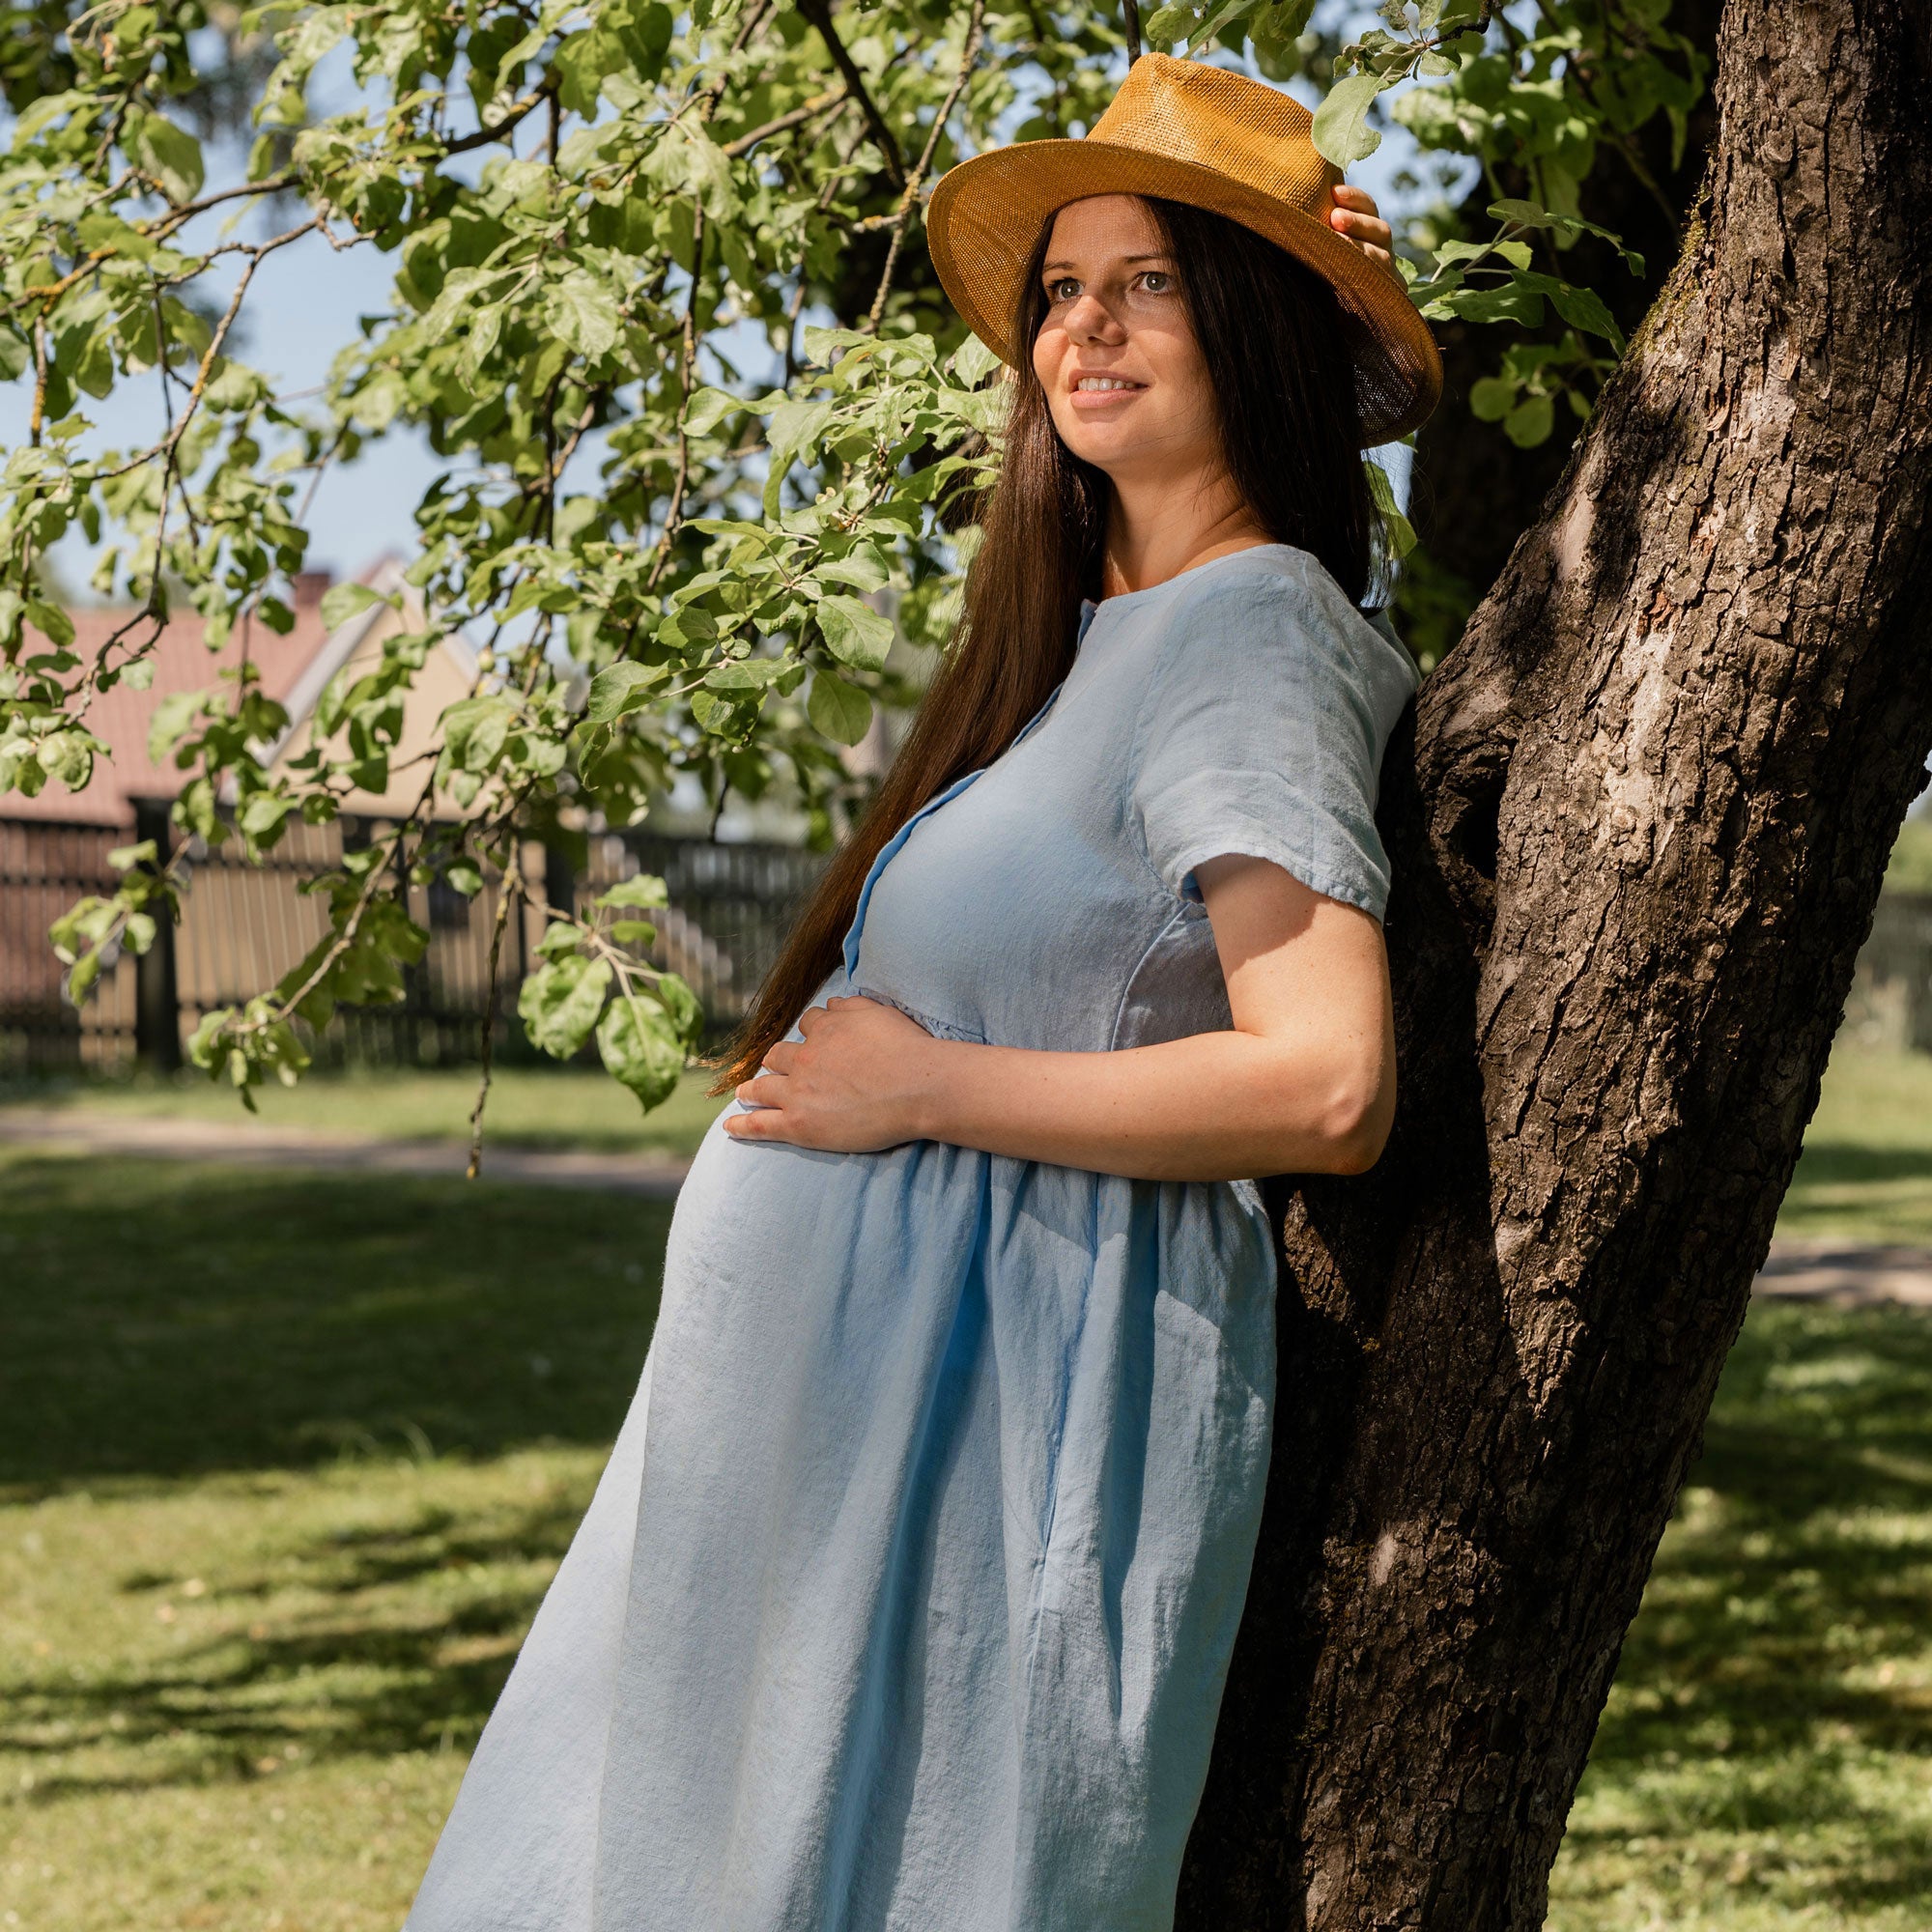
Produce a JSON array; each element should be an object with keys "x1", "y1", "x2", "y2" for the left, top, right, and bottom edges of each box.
[{"x1": 1069, "y1": 370, "x2": 1149, "y2": 410}]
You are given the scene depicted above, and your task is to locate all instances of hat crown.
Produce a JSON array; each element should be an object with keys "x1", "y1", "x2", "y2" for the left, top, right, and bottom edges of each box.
[{"x1": 1088, "y1": 53, "x2": 1338, "y2": 216}]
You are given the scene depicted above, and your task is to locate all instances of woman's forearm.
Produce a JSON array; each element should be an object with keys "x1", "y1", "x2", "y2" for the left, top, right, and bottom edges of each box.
[{"x1": 908, "y1": 1022, "x2": 1393, "y2": 1182}]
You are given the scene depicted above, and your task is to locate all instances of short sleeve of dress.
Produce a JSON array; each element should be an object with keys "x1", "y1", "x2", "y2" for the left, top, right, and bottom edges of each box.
[{"x1": 1128, "y1": 556, "x2": 1420, "y2": 923}]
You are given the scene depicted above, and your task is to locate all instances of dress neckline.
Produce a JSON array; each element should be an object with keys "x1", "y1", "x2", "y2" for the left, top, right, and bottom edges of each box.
[{"x1": 1078, "y1": 542, "x2": 1304, "y2": 643}]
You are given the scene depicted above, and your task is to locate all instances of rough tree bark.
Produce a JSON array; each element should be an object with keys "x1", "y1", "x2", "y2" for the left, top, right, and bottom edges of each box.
[{"x1": 1177, "y1": 1, "x2": 1932, "y2": 1926}]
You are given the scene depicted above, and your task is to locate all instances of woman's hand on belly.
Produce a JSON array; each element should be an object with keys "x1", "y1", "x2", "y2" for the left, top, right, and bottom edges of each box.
[
  {"x1": 726, "y1": 996, "x2": 944, "y2": 1152},
  {"x1": 731, "y1": 857, "x2": 1397, "y2": 1180}
]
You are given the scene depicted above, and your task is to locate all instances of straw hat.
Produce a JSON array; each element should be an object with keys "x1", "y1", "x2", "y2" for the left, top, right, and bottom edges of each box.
[{"x1": 926, "y1": 53, "x2": 1442, "y2": 445}]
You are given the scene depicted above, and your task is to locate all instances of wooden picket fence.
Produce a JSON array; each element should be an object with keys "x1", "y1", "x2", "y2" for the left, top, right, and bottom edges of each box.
[{"x1": 0, "y1": 804, "x2": 824, "y2": 1075}]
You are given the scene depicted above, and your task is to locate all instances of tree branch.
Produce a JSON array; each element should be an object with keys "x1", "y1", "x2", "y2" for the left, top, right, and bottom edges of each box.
[
  {"x1": 795, "y1": 0, "x2": 906, "y2": 187},
  {"x1": 866, "y1": 0, "x2": 985, "y2": 330},
  {"x1": 722, "y1": 85, "x2": 848, "y2": 158},
  {"x1": 467, "y1": 839, "x2": 524, "y2": 1180},
  {"x1": 647, "y1": 208, "x2": 708, "y2": 591},
  {"x1": 440, "y1": 78, "x2": 558, "y2": 158}
]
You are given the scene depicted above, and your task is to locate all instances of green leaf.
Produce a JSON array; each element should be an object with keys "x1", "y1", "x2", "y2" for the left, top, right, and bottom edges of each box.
[
  {"x1": 654, "y1": 970, "x2": 704, "y2": 1046},
  {"x1": 948, "y1": 335, "x2": 1003, "y2": 386},
  {"x1": 148, "y1": 690, "x2": 206, "y2": 765},
  {"x1": 684, "y1": 386, "x2": 742, "y2": 436},
  {"x1": 519, "y1": 954, "x2": 612, "y2": 1059},
  {"x1": 239, "y1": 791, "x2": 293, "y2": 843},
  {"x1": 585, "y1": 661, "x2": 668, "y2": 724},
  {"x1": 597, "y1": 989, "x2": 686, "y2": 1111},
  {"x1": 762, "y1": 397, "x2": 836, "y2": 515},
  {"x1": 817, "y1": 595, "x2": 895, "y2": 672},
  {"x1": 1548, "y1": 281, "x2": 1624, "y2": 348},
  {"x1": 597, "y1": 873, "x2": 669, "y2": 911},
  {"x1": 703, "y1": 658, "x2": 789, "y2": 692},
  {"x1": 808, "y1": 671, "x2": 872, "y2": 746},
  {"x1": 1468, "y1": 376, "x2": 1517, "y2": 422},
  {"x1": 318, "y1": 581, "x2": 385, "y2": 629},
  {"x1": 553, "y1": 271, "x2": 621, "y2": 359},
  {"x1": 1364, "y1": 459, "x2": 1417, "y2": 560},
  {"x1": 440, "y1": 696, "x2": 515, "y2": 774},
  {"x1": 815, "y1": 545, "x2": 891, "y2": 594},
  {"x1": 25, "y1": 599, "x2": 73, "y2": 648},
  {"x1": 1504, "y1": 393, "x2": 1555, "y2": 447},
  {"x1": 1489, "y1": 200, "x2": 1645, "y2": 273},
  {"x1": 1142, "y1": 5, "x2": 1195, "y2": 47},
  {"x1": 610, "y1": 919, "x2": 658, "y2": 947},
  {"x1": 1312, "y1": 71, "x2": 1387, "y2": 168},
  {"x1": 128, "y1": 115, "x2": 205, "y2": 204}
]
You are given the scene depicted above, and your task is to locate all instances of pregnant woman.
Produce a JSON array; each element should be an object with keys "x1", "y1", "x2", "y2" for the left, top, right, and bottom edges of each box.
[{"x1": 405, "y1": 53, "x2": 1440, "y2": 1932}]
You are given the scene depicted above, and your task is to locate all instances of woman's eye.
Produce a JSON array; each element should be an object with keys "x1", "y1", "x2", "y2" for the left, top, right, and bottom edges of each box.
[
  {"x1": 1046, "y1": 277, "x2": 1080, "y2": 302},
  {"x1": 1140, "y1": 270, "x2": 1171, "y2": 294}
]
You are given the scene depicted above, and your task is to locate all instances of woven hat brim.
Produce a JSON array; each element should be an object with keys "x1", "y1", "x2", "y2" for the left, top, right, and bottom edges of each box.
[{"x1": 927, "y1": 139, "x2": 1442, "y2": 446}]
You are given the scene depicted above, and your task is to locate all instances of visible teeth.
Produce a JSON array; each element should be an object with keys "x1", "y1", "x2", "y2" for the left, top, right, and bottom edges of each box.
[{"x1": 1077, "y1": 377, "x2": 1138, "y2": 391}]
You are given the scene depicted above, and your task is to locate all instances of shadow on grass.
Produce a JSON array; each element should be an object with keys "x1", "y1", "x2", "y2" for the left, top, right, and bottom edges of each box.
[
  {"x1": 1569, "y1": 1300, "x2": 1932, "y2": 1914},
  {"x1": 1788, "y1": 1140, "x2": 1932, "y2": 1196},
  {"x1": 0, "y1": 1152, "x2": 670, "y2": 1494},
  {"x1": 4, "y1": 1488, "x2": 588, "y2": 1801}
]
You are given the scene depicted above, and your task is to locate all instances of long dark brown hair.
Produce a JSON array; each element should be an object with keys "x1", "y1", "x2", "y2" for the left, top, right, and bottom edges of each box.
[{"x1": 713, "y1": 195, "x2": 1379, "y2": 1089}]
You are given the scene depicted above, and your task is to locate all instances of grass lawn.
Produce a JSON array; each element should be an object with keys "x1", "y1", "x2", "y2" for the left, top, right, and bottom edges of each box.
[
  {"x1": 1884, "y1": 816, "x2": 1932, "y2": 895},
  {"x1": 7, "y1": 1031, "x2": 1932, "y2": 1240},
  {"x1": 1777, "y1": 1045, "x2": 1932, "y2": 1245},
  {"x1": 1, "y1": 1147, "x2": 668, "y2": 1930},
  {"x1": 1548, "y1": 1301, "x2": 1932, "y2": 1929},
  {"x1": 4, "y1": 1044, "x2": 1932, "y2": 1928},
  {"x1": 0, "y1": 1064, "x2": 730, "y2": 1160}
]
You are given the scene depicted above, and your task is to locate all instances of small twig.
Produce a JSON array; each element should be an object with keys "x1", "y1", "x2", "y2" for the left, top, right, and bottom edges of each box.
[
  {"x1": 786, "y1": 121, "x2": 862, "y2": 384},
  {"x1": 28, "y1": 316, "x2": 46, "y2": 446},
  {"x1": 148, "y1": 174, "x2": 298, "y2": 232},
  {"x1": 795, "y1": 0, "x2": 906, "y2": 187},
  {"x1": 1122, "y1": 0, "x2": 1142, "y2": 61},
  {"x1": 467, "y1": 841, "x2": 524, "y2": 1179},
  {"x1": 296, "y1": 419, "x2": 353, "y2": 526},
  {"x1": 866, "y1": 0, "x2": 985, "y2": 331},
  {"x1": 646, "y1": 207, "x2": 708, "y2": 591},
  {"x1": 440, "y1": 79, "x2": 557, "y2": 157},
  {"x1": 722, "y1": 86, "x2": 847, "y2": 158}
]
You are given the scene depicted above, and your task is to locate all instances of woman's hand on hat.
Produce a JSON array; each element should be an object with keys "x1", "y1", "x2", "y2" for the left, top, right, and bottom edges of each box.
[
  {"x1": 1330, "y1": 185, "x2": 1402, "y2": 289},
  {"x1": 725, "y1": 995, "x2": 944, "y2": 1153}
]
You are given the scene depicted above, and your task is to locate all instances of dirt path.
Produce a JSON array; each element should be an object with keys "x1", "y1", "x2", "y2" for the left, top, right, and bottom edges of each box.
[{"x1": 4, "y1": 1106, "x2": 1929, "y2": 1305}]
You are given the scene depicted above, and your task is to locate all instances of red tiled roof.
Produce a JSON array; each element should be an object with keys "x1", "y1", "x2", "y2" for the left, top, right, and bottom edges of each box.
[{"x1": 7, "y1": 595, "x2": 337, "y2": 829}]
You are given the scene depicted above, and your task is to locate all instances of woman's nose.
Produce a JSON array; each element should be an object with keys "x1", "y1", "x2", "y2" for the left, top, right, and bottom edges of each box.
[{"x1": 1065, "y1": 293, "x2": 1126, "y2": 344}]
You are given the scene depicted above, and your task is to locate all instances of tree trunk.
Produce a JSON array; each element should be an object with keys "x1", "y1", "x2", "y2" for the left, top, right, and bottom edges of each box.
[{"x1": 1178, "y1": 2, "x2": 1932, "y2": 1925}]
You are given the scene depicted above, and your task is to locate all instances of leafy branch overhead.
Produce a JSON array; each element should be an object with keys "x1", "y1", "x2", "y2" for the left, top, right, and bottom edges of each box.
[{"x1": 0, "y1": 0, "x2": 1703, "y2": 1134}]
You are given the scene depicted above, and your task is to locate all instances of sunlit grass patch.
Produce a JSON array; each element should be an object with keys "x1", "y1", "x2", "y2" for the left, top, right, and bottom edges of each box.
[
  {"x1": 1, "y1": 1150, "x2": 668, "y2": 1929},
  {"x1": 1780, "y1": 1047, "x2": 1932, "y2": 1245},
  {"x1": 1548, "y1": 1303, "x2": 1932, "y2": 1929}
]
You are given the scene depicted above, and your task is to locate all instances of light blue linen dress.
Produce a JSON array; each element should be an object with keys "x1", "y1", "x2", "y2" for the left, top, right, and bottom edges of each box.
[{"x1": 403, "y1": 543, "x2": 1419, "y2": 1932}]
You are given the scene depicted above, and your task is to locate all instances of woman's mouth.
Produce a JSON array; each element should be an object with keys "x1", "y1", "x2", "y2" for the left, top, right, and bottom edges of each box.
[{"x1": 1069, "y1": 376, "x2": 1147, "y2": 409}]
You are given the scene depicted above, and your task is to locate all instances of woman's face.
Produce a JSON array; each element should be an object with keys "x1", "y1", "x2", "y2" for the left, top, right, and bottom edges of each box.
[{"x1": 1030, "y1": 194, "x2": 1221, "y2": 491}]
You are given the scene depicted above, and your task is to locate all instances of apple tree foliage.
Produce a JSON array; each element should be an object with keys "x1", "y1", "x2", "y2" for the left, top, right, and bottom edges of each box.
[{"x1": 0, "y1": 0, "x2": 1701, "y2": 1127}]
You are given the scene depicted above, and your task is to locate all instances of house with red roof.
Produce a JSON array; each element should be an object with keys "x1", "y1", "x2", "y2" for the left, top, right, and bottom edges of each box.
[{"x1": 2, "y1": 560, "x2": 480, "y2": 1068}]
